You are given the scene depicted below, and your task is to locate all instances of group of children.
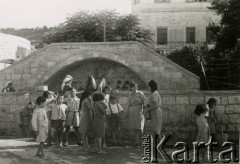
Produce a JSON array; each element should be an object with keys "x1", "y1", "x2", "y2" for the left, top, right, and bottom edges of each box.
[{"x1": 31, "y1": 85, "x2": 125, "y2": 157}]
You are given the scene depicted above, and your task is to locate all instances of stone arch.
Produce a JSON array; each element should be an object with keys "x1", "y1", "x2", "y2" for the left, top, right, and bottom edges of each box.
[
  {"x1": 0, "y1": 42, "x2": 200, "y2": 91},
  {"x1": 45, "y1": 58, "x2": 148, "y2": 92}
]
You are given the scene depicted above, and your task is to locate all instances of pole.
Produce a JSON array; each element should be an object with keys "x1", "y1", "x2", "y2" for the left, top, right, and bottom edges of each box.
[
  {"x1": 201, "y1": 62, "x2": 210, "y2": 90},
  {"x1": 103, "y1": 22, "x2": 106, "y2": 42}
]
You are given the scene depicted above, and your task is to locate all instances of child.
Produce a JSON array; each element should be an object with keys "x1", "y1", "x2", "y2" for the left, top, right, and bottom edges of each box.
[
  {"x1": 194, "y1": 104, "x2": 210, "y2": 162},
  {"x1": 205, "y1": 98, "x2": 217, "y2": 139},
  {"x1": 19, "y1": 102, "x2": 35, "y2": 137},
  {"x1": 65, "y1": 88, "x2": 81, "y2": 146},
  {"x1": 79, "y1": 90, "x2": 94, "y2": 151},
  {"x1": 51, "y1": 95, "x2": 68, "y2": 147},
  {"x1": 92, "y1": 93, "x2": 108, "y2": 153},
  {"x1": 102, "y1": 86, "x2": 111, "y2": 148},
  {"x1": 31, "y1": 96, "x2": 48, "y2": 157},
  {"x1": 108, "y1": 95, "x2": 124, "y2": 145},
  {"x1": 43, "y1": 91, "x2": 56, "y2": 146}
]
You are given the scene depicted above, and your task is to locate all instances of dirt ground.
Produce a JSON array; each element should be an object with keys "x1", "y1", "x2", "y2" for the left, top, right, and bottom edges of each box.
[{"x1": 0, "y1": 138, "x2": 238, "y2": 164}]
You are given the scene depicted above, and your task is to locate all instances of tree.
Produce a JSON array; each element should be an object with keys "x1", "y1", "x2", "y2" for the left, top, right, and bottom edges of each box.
[
  {"x1": 167, "y1": 45, "x2": 204, "y2": 76},
  {"x1": 43, "y1": 10, "x2": 153, "y2": 44},
  {"x1": 209, "y1": 0, "x2": 240, "y2": 53},
  {"x1": 205, "y1": 0, "x2": 240, "y2": 90}
]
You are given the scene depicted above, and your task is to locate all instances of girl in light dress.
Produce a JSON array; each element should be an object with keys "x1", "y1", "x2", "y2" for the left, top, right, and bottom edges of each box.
[
  {"x1": 31, "y1": 96, "x2": 48, "y2": 157},
  {"x1": 42, "y1": 90, "x2": 57, "y2": 146},
  {"x1": 92, "y1": 93, "x2": 108, "y2": 153},
  {"x1": 194, "y1": 104, "x2": 210, "y2": 163},
  {"x1": 205, "y1": 98, "x2": 217, "y2": 140}
]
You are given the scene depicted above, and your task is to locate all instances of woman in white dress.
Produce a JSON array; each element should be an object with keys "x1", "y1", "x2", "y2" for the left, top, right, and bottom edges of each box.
[{"x1": 127, "y1": 81, "x2": 146, "y2": 146}]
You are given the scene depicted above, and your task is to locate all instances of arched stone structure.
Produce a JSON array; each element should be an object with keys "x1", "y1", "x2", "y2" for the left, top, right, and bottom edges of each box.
[
  {"x1": 46, "y1": 58, "x2": 148, "y2": 92},
  {"x1": 0, "y1": 42, "x2": 199, "y2": 91}
]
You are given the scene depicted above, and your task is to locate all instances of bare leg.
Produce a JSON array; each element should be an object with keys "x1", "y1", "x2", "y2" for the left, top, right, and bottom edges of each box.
[
  {"x1": 19, "y1": 125, "x2": 23, "y2": 138},
  {"x1": 65, "y1": 126, "x2": 70, "y2": 146},
  {"x1": 102, "y1": 119, "x2": 107, "y2": 148},
  {"x1": 113, "y1": 132, "x2": 116, "y2": 144},
  {"x1": 82, "y1": 133, "x2": 87, "y2": 150},
  {"x1": 98, "y1": 137, "x2": 102, "y2": 152},
  {"x1": 138, "y1": 130, "x2": 142, "y2": 144},
  {"x1": 118, "y1": 129, "x2": 122, "y2": 144},
  {"x1": 59, "y1": 122, "x2": 64, "y2": 146},
  {"x1": 86, "y1": 135, "x2": 90, "y2": 148},
  {"x1": 134, "y1": 130, "x2": 140, "y2": 145},
  {"x1": 73, "y1": 126, "x2": 81, "y2": 145},
  {"x1": 94, "y1": 138, "x2": 98, "y2": 152},
  {"x1": 53, "y1": 121, "x2": 59, "y2": 146},
  {"x1": 26, "y1": 128, "x2": 30, "y2": 138},
  {"x1": 40, "y1": 142, "x2": 44, "y2": 157},
  {"x1": 36, "y1": 143, "x2": 41, "y2": 156}
]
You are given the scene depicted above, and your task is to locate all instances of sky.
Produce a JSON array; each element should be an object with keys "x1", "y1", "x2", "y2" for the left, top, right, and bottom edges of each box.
[{"x1": 0, "y1": 0, "x2": 132, "y2": 29}]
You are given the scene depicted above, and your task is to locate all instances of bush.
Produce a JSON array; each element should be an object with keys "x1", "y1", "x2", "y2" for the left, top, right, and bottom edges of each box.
[{"x1": 167, "y1": 45, "x2": 204, "y2": 76}]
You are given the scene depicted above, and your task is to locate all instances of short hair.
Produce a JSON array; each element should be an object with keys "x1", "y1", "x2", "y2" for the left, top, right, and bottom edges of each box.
[
  {"x1": 109, "y1": 95, "x2": 117, "y2": 101},
  {"x1": 148, "y1": 80, "x2": 158, "y2": 92},
  {"x1": 28, "y1": 101, "x2": 34, "y2": 105},
  {"x1": 42, "y1": 91, "x2": 50, "y2": 98},
  {"x1": 80, "y1": 90, "x2": 93, "y2": 108},
  {"x1": 57, "y1": 94, "x2": 64, "y2": 99},
  {"x1": 92, "y1": 93, "x2": 105, "y2": 102},
  {"x1": 36, "y1": 96, "x2": 46, "y2": 105},
  {"x1": 207, "y1": 98, "x2": 217, "y2": 106},
  {"x1": 129, "y1": 81, "x2": 138, "y2": 88},
  {"x1": 194, "y1": 104, "x2": 207, "y2": 116},
  {"x1": 103, "y1": 86, "x2": 111, "y2": 93}
]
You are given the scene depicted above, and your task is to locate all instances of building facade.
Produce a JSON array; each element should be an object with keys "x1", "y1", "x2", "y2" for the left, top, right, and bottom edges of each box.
[
  {"x1": 0, "y1": 33, "x2": 31, "y2": 69},
  {"x1": 132, "y1": 0, "x2": 221, "y2": 51}
]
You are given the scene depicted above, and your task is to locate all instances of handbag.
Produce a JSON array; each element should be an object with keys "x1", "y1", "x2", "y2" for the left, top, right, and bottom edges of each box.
[{"x1": 145, "y1": 110, "x2": 151, "y2": 120}]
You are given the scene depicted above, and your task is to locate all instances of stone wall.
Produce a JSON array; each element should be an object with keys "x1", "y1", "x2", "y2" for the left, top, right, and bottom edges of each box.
[
  {"x1": 119, "y1": 90, "x2": 240, "y2": 142},
  {"x1": 0, "y1": 42, "x2": 199, "y2": 92},
  {"x1": 0, "y1": 90, "x2": 239, "y2": 143}
]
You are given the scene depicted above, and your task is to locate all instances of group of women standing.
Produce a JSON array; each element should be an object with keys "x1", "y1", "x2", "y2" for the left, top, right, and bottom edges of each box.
[
  {"x1": 41, "y1": 73, "x2": 164, "y2": 154},
  {"x1": 74, "y1": 79, "x2": 163, "y2": 151},
  {"x1": 127, "y1": 80, "x2": 162, "y2": 146}
]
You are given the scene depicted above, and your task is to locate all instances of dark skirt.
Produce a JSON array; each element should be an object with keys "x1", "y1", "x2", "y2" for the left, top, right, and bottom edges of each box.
[
  {"x1": 93, "y1": 118, "x2": 105, "y2": 137},
  {"x1": 108, "y1": 114, "x2": 121, "y2": 130}
]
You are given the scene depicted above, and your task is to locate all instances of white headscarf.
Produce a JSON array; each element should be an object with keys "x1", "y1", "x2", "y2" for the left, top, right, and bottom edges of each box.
[{"x1": 61, "y1": 75, "x2": 73, "y2": 91}]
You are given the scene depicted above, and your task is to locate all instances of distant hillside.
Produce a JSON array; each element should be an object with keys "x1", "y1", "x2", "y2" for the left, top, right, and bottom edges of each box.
[{"x1": 0, "y1": 26, "x2": 54, "y2": 48}]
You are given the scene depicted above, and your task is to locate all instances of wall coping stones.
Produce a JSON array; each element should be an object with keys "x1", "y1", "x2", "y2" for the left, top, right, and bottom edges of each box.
[{"x1": 1, "y1": 41, "x2": 199, "y2": 81}]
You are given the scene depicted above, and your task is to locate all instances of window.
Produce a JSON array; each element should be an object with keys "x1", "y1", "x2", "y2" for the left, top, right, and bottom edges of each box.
[
  {"x1": 133, "y1": 0, "x2": 140, "y2": 5},
  {"x1": 157, "y1": 28, "x2": 168, "y2": 45},
  {"x1": 186, "y1": 0, "x2": 211, "y2": 2},
  {"x1": 155, "y1": 0, "x2": 170, "y2": 3},
  {"x1": 16, "y1": 54, "x2": 20, "y2": 59},
  {"x1": 186, "y1": 27, "x2": 195, "y2": 43},
  {"x1": 206, "y1": 27, "x2": 214, "y2": 43}
]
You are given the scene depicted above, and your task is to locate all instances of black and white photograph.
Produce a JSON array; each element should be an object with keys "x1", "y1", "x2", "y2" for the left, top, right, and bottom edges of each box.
[{"x1": 0, "y1": 0, "x2": 239, "y2": 163}]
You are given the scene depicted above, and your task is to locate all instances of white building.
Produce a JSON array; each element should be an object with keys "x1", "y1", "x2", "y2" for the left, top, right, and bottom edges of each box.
[
  {"x1": 131, "y1": 0, "x2": 221, "y2": 51},
  {"x1": 0, "y1": 33, "x2": 31, "y2": 69}
]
